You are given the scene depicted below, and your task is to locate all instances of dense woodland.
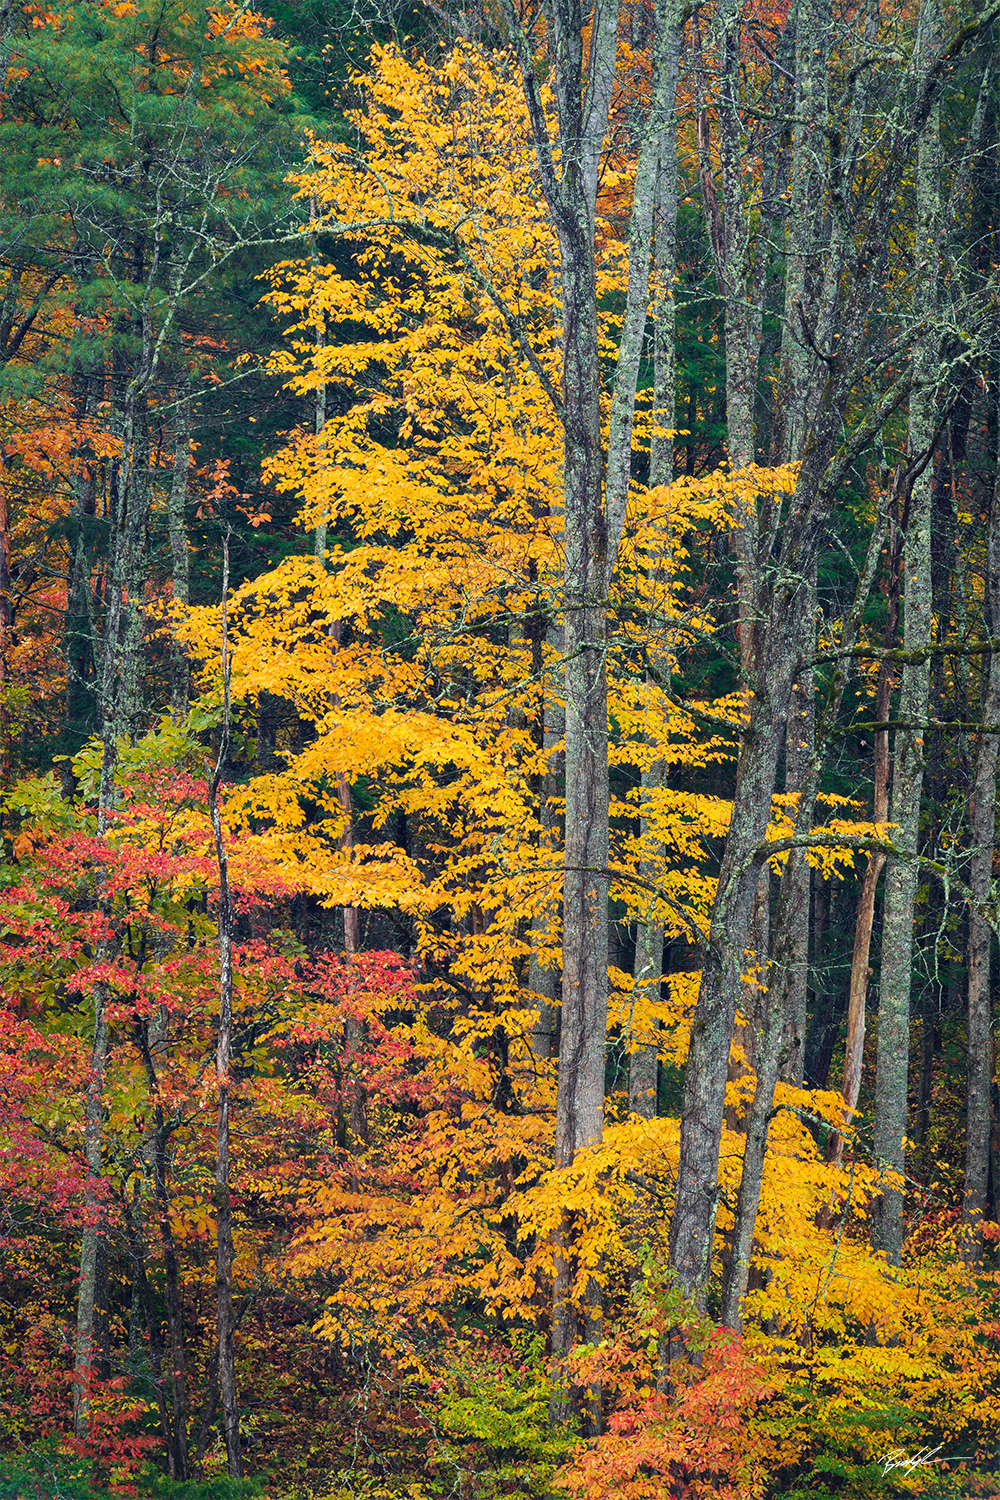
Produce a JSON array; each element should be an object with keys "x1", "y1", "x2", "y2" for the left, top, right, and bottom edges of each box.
[{"x1": 1, "y1": 0, "x2": 999, "y2": 1495}]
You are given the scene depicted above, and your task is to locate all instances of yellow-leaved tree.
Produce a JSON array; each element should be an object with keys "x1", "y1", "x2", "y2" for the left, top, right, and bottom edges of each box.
[{"x1": 176, "y1": 40, "x2": 1000, "y2": 1500}]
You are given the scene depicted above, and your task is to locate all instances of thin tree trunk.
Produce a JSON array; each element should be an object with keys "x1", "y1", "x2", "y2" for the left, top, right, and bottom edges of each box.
[
  {"x1": 314, "y1": 292, "x2": 328, "y2": 562},
  {"x1": 75, "y1": 400, "x2": 148, "y2": 1425},
  {"x1": 134, "y1": 1019, "x2": 189, "y2": 1477},
  {"x1": 779, "y1": 615, "x2": 815, "y2": 1086},
  {"x1": 719, "y1": 493, "x2": 887, "y2": 1328},
  {"x1": 497, "y1": 0, "x2": 618, "y2": 1395},
  {"x1": 872, "y1": 0, "x2": 941, "y2": 1261},
  {"x1": 209, "y1": 535, "x2": 241, "y2": 1477},
  {"x1": 120, "y1": 1187, "x2": 174, "y2": 1470},
  {"x1": 839, "y1": 509, "x2": 899, "y2": 1143},
  {"x1": 168, "y1": 395, "x2": 192, "y2": 717},
  {"x1": 629, "y1": 58, "x2": 680, "y2": 1121},
  {"x1": 962, "y1": 472, "x2": 1000, "y2": 1263},
  {"x1": 630, "y1": 755, "x2": 665, "y2": 1119},
  {"x1": 74, "y1": 986, "x2": 110, "y2": 1433},
  {"x1": 771, "y1": 0, "x2": 831, "y2": 465},
  {"x1": 528, "y1": 635, "x2": 563, "y2": 1066}
]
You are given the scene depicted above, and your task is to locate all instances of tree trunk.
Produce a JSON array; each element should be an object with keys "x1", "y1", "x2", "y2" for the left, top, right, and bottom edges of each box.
[
  {"x1": 778, "y1": 579, "x2": 815, "y2": 1087},
  {"x1": 962, "y1": 472, "x2": 1000, "y2": 1263},
  {"x1": 629, "y1": 45, "x2": 680, "y2": 1122},
  {"x1": 719, "y1": 495, "x2": 886, "y2": 1326},
  {"x1": 76, "y1": 385, "x2": 152, "y2": 1426},
  {"x1": 528, "y1": 624, "x2": 563, "y2": 1066},
  {"x1": 168, "y1": 395, "x2": 192, "y2": 717},
  {"x1": 134, "y1": 1018, "x2": 190, "y2": 1477},
  {"x1": 630, "y1": 755, "x2": 666, "y2": 1120},
  {"x1": 872, "y1": 0, "x2": 941, "y2": 1262},
  {"x1": 120, "y1": 1187, "x2": 174, "y2": 1469},
  {"x1": 839, "y1": 508, "x2": 899, "y2": 1142},
  {"x1": 73, "y1": 982, "x2": 110, "y2": 1434},
  {"x1": 209, "y1": 538, "x2": 241, "y2": 1477},
  {"x1": 497, "y1": 0, "x2": 618, "y2": 1391}
]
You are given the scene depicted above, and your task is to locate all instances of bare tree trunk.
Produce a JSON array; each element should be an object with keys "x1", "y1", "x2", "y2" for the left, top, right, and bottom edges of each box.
[
  {"x1": 313, "y1": 290, "x2": 328, "y2": 562},
  {"x1": 134, "y1": 1020, "x2": 189, "y2": 1476},
  {"x1": 74, "y1": 984, "x2": 110, "y2": 1434},
  {"x1": 209, "y1": 536, "x2": 241, "y2": 1477},
  {"x1": 120, "y1": 1188, "x2": 174, "y2": 1469},
  {"x1": 771, "y1": 0, "x2": 831, "y2": 465},
  {"x1": 497, "y1": 0, "x2": 618, "y2": 1393},
  {"x1": 835, "y1": 499, "x2": 900, "y2": 1160},
  {"x1": 76, "y1": 385, "x2": 152, "y2": 1432},
  {"x1": 528, "y1": 630, "x2": 563, "y2": 1066},
  {"x1": 629, "y1": 39, "x2": 681, "y2": 1122},
  {"x1": 168, "y1": 395, "x2": 192, "y2": 717},
  {"x1": 962, "y1": 471, "x2": 1000, "y2": 1263},
  {"x1": 872, "y1": 0, "x2": 941, "y2": 1263},
  {"x1": 719, "y1": 495, "x2": 886, "y2": 1328},
  {"x1": 779, "y1": 621, "x2": 814, "y2": 1087},
  {"x1": 707, "y1": 0, "x2": 764, "y2": 475},
  {"x1": 0, "y1": 470, "x2": 13, "y2": 781},
  {"x1": 630, "y1": 755, "x2": 666, "y2": 1120}
]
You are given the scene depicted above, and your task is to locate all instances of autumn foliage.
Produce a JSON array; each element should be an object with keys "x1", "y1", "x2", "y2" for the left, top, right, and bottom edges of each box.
[{"x1": 1, "y1": 1, "x2": 1000, "y2": 1498}]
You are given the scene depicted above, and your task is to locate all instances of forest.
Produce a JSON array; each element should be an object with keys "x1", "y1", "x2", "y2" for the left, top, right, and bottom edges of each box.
[{"x1": 0, "y1": 0, "x2": 999, "y2": 1495}]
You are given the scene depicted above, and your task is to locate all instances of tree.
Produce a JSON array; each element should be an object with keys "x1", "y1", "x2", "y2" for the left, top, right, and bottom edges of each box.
[{"x1": 667, "y1": 0, "x2": 1000, "y2": 1306}]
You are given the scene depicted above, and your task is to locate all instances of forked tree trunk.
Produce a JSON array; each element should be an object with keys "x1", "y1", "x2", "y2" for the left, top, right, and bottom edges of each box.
[{"x1": 719, "y1": 499, "x2": 886, "y2": 1327}]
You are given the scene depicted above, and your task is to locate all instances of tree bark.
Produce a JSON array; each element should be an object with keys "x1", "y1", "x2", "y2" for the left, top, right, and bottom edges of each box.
[
  {"x1": 120, "y1": 1187, "x2": 174, "y2": 1469},
  {"x1": 778, "y1": 576, "x2": 816, "y2": 1088},
  {"x1": 497, "y1": 0, "x2": 617, "y2": 1388},
  {"x1": 962, "y1": 470, "x2": 1000, "y2": 1263},
  {"x1": 168, "y1": 394, "x2": 192, "y2": 717},
  {"x1": 839, "y1": 503, "x2": 900, "y2": 1142},
  {"x1": 630, "y1": 755, "x2": 666, "y2": 1120},
  {"x1": 872, "y1": 0, "x2": 941, "y2": 1263},
  {"x1": 209, "y1": 536, "x2": 241, "y2": 1477},
  {"x1": 719, "y1": 491, "x2": 887, "y2": 1328},
  {"x1": 528, "y1": 624, "x2": 563, "y2": 1067},
  {"x1": 134, "y1": 1018, "x2": 190, "y2": 1477},
  {"x1": 629, "y1": 37, "x2": 681, "y2": 1122}
]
